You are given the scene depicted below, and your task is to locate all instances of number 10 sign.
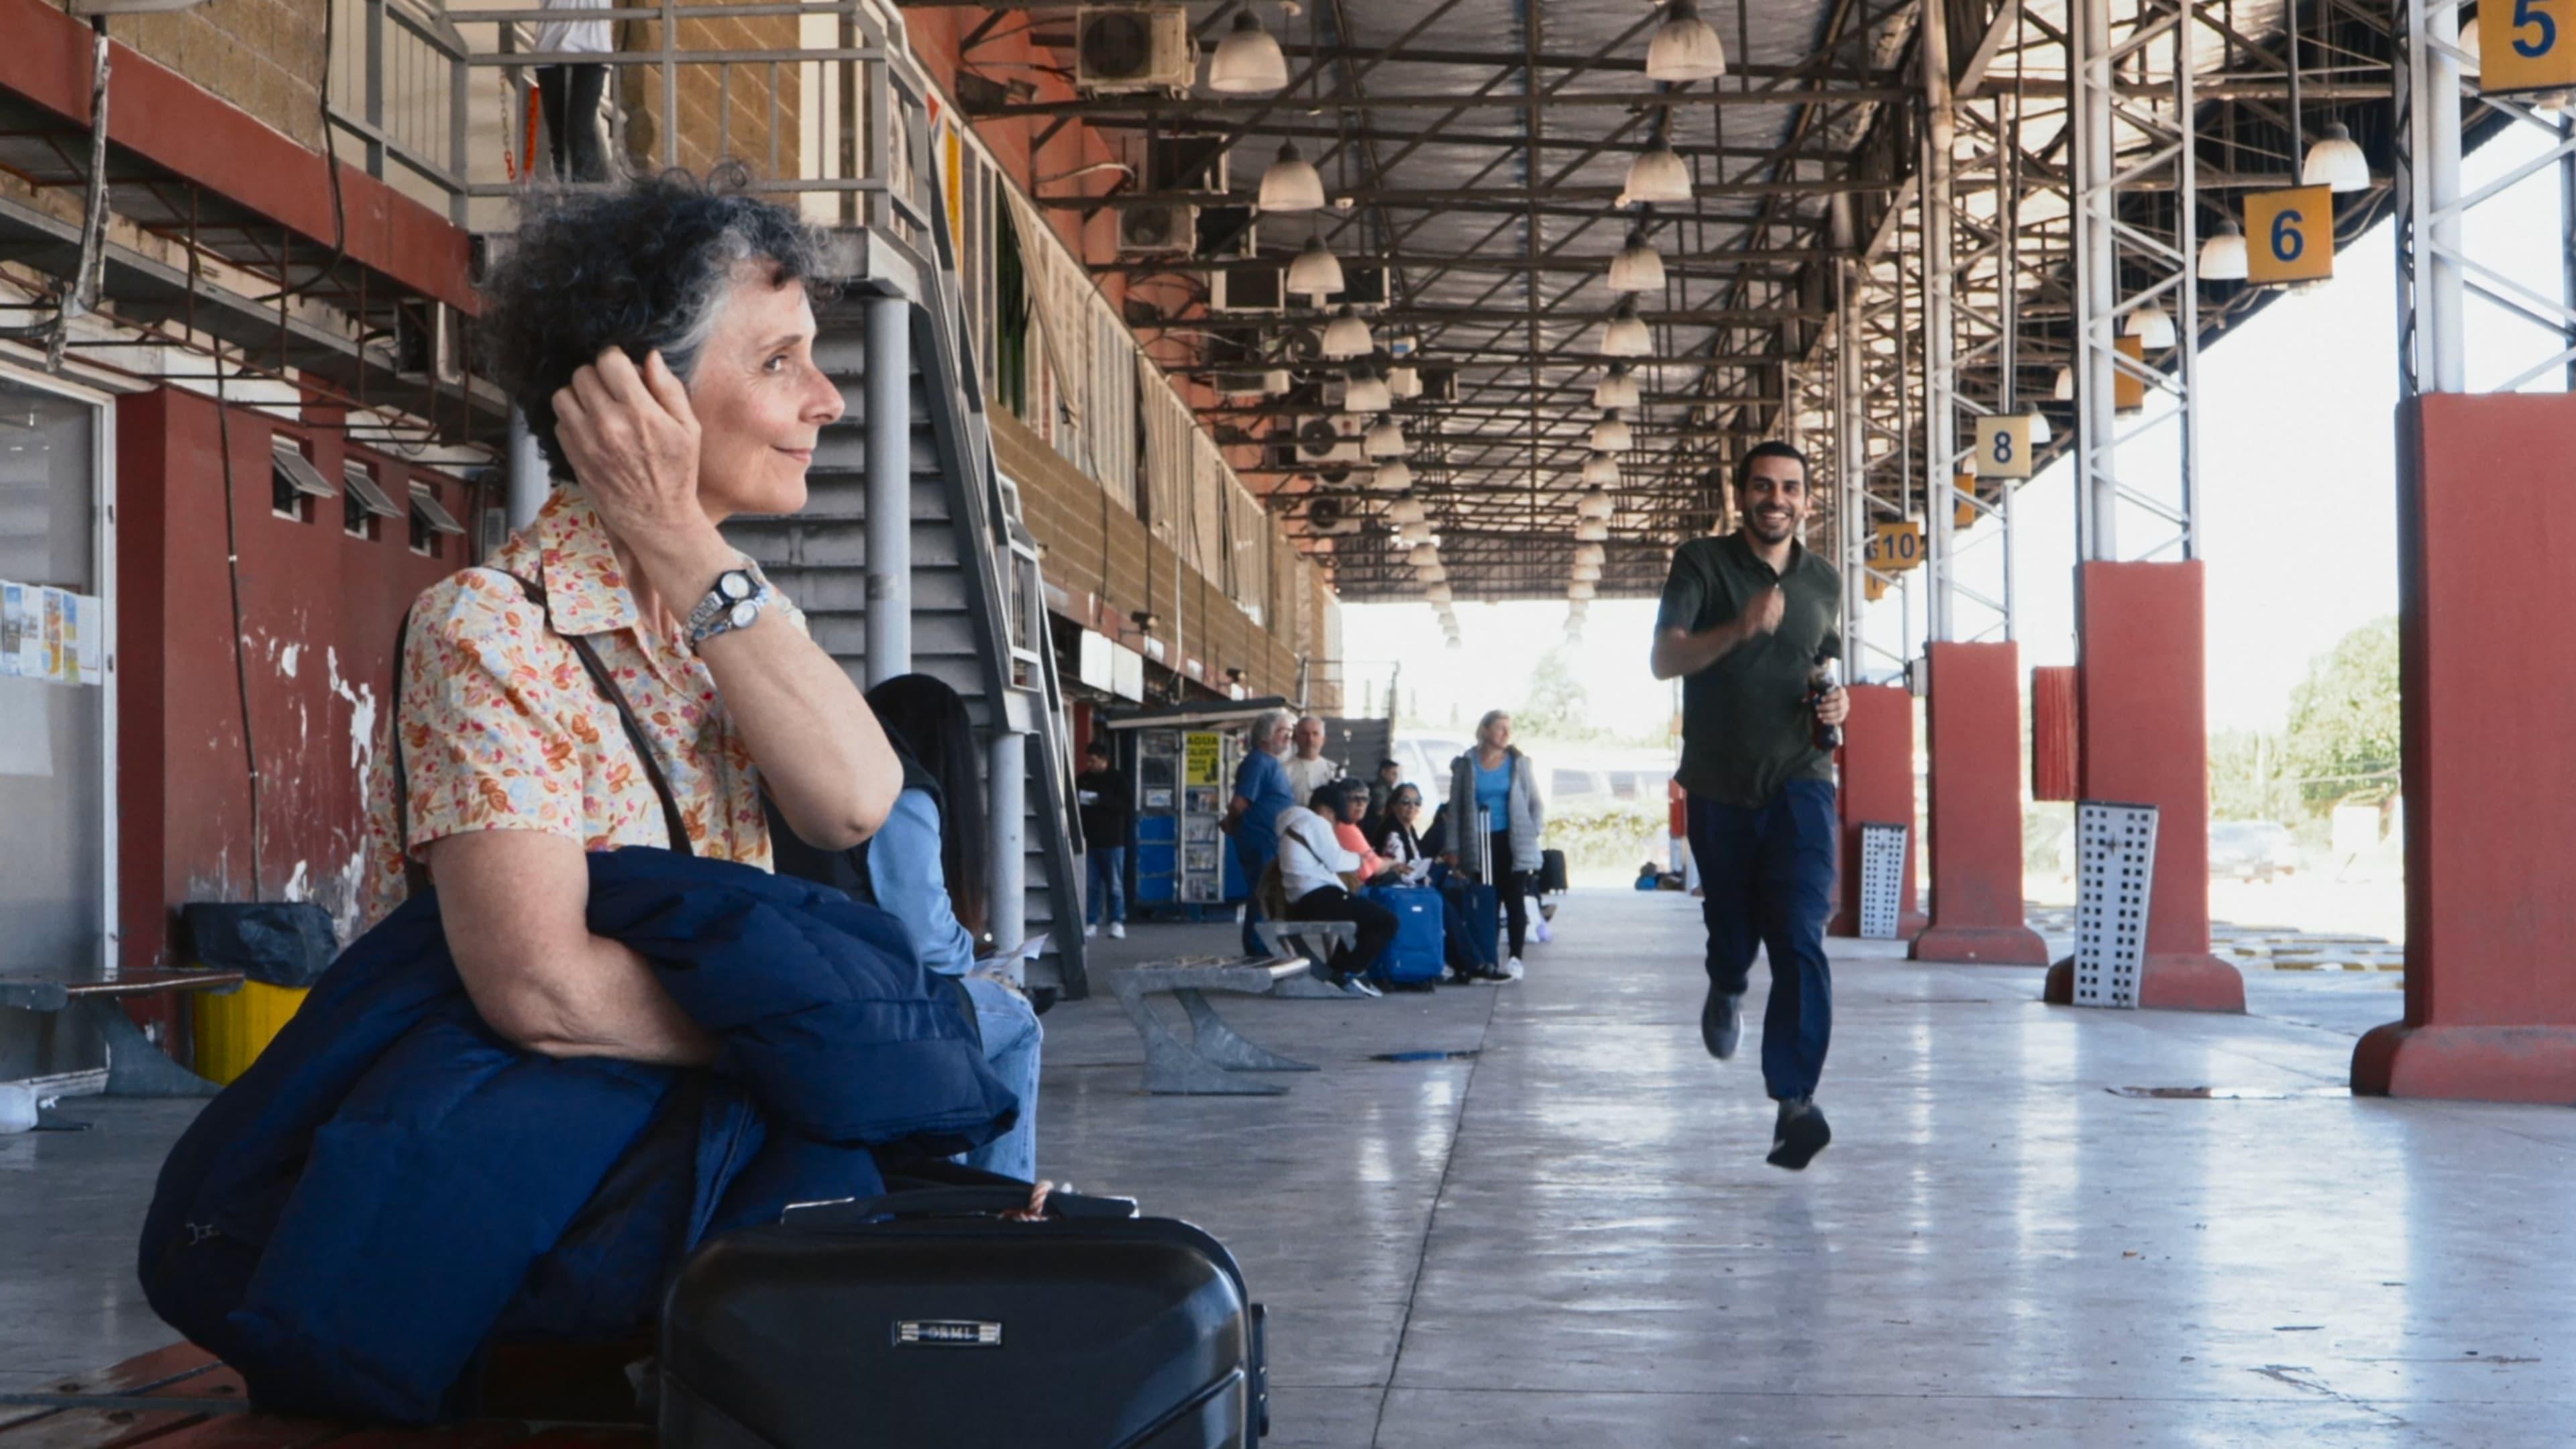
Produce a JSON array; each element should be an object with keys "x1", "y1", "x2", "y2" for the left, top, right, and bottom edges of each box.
[{"x1": 2243, "y1": 185, "x2": 2334, "y2": 285}]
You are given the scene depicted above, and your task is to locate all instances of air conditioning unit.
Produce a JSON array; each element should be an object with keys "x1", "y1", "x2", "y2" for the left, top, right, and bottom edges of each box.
[
  {"x1": 1212, "y1": 266, "x2": 1284, "y2": 313},
  {"x1": 1147, "y1": 133, "x2": 1230, "y2": 193},
  {"x1": 1075, "y1": 7, "x2": 1197, "y2": 95},
  {"x1": 1328, "y1": 264, "x2": 1391, "y2": 312},
  {"x1": 1295, "y1": 415, "x2": 1363, "y2": 466},
  {"x1": 1195, "y1": 205, "x2": 1258, "y2": 258},
  {"x1": 1120, "y1": 202, "x2": 1199, "y2": 256}
]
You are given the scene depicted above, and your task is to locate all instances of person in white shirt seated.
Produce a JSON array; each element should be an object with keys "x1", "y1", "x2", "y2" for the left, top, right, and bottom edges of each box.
[{"x1": 1275, "y1": 783, "x2": 1399, "y2": 985}]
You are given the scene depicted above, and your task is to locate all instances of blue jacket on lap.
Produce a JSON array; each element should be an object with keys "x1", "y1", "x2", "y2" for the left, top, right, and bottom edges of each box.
[{"x1": 138, "y1": 847, "x2": 1018, "y2": 1424}]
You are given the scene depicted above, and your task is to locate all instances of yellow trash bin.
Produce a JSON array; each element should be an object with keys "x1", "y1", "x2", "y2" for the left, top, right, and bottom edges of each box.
[{"x1": 191, "y1": 978, "x2": 309, "y2": 1085}]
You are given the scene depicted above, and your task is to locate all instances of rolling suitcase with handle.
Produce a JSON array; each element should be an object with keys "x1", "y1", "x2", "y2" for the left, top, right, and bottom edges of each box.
[
  {"x1": 660, "y1": 1169, "x2": 1267, "y2": 1448},
  {"x1": 1362, "y1": 884, "x2": 1445, "y2": 985}
]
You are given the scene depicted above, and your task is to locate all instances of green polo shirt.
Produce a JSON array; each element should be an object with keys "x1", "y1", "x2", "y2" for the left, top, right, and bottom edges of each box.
[{"x1": 1656, "y1": 532, "x2": 1844, "y2": 808}]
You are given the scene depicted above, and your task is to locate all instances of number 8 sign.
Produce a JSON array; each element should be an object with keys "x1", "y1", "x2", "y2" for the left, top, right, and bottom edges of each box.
[
  {"x1": 1972, "y1": 415, "x2": 2035, "y2": 479},
  {"x1": 2243, "y1": 185, "x2": 2334, "y2": 285}
]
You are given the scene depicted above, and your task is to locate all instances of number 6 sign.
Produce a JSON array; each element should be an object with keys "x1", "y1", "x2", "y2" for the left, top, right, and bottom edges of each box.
[
  {"x1": 1972, "y1": 414, "x2": 2035, "y2": 479},
  {"x1": 2243, "y1": 185, "x2": 2334, "y2": 284}
]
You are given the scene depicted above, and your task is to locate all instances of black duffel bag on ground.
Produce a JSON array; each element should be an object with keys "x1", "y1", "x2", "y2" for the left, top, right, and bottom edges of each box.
[{"x1": 659, "y1": 1163, "x2": 1269, "y2": 1448}]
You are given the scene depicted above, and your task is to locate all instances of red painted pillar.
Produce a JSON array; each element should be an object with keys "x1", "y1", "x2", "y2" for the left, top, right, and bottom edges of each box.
[
  {"x1": 2353, "y1": 394, "x2": 2576, "y2": 1102},
  {"x1": 2043, "y1": 561, "x2": 2241, "y2": 1010},
  {"x1": 1912, "y1": 642, "x2": 2047, "y2": 964},
  {"x1": 1827, "y1": 684, "x2": 1925, "y2": 938}
]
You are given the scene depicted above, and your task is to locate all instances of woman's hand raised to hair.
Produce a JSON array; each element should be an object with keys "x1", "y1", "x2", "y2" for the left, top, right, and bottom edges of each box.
[{"x1": 553, "y1": 347, "x2": 710, "y2": 553}]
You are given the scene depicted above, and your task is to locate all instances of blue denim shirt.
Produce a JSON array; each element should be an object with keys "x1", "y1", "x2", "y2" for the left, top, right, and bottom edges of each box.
[{"x1": 864, "y1": 788, "x2": 977, "y2": 977}]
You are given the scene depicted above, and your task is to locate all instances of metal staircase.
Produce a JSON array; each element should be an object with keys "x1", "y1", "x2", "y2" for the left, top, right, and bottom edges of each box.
[{"x1": 729, "y1": 217, "x2": 1088, "y2": 999}]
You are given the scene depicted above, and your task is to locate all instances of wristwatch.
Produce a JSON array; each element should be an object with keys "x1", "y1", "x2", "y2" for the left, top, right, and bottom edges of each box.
[{"x1": 684, "y1": 562, "x2": 771, "y2": 653}]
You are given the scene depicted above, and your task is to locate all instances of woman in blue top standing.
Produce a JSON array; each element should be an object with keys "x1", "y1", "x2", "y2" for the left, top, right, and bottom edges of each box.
[
  {"x1": 861, "y1": 674, "x2": 1044, "y2": 1183},
  {"x1": 1224, "y1": 708, "x2": 1298, "y2": 955},
  {"x1": 1446, "y1": 710, "x2": 1545, "y2": 980}
]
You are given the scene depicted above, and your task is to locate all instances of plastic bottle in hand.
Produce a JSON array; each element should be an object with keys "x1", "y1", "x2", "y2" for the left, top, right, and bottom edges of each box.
[{"x1": 1808, "y1": 659, "x2": 1843, "y2": 752}]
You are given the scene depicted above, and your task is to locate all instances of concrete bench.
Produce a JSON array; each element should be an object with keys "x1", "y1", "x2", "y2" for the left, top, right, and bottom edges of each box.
[
  {"x1": 1255, "y1": 920, "x2": 1377, "y2": 998},
  {"x1": 1105, "y1": 953, "x2": 1322, "y2": 1095},
  {"x1": 0, "y1": 966, "x2": 242, "y2": 1099}
]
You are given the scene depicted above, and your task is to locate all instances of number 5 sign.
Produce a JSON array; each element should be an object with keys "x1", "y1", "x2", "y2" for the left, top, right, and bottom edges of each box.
[
  {"x1": 2243, "y1": 185, "x2": 2334, "y2": 284},
  {"x1": 2483, "y1": 0, "x2": 2576, "y2": 93},
  {"x1": 1971, "y1": 414, "x2": 2035, "y2": 479}
]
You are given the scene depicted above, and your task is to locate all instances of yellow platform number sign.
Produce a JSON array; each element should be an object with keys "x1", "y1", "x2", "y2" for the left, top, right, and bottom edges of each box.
[
  {"x1": 2244, "y1": 185, "x2": 2334, "y2": 285},
  {"x1": 1972, "y1": 414, "x2": 2035, "y2": 480},
  {"x1": 2483, "y1": 0, "x2": 2576, "y2": 93},
  {"x1": 1867, "y1": 520, "x2": 1925, "y2": 573},
  {"x1": 1953, "y1": 475, "x2": 1981, "y2": 531}
]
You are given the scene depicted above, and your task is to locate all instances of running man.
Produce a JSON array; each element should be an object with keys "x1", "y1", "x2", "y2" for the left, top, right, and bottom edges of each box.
[{"x1": 1650, "y1": 441, "x2": 1850, "y2": 1170}]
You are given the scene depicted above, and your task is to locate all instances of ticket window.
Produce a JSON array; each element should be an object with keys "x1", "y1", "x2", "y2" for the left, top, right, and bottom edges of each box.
[{"x1": 0, "y1": 373, "x2": 113, "y2": 1000}]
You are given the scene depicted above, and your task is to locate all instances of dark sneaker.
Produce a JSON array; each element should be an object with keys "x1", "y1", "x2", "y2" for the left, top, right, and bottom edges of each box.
[
  {"x1": 1701, "y1": 989, "x2": 1744, "y2": 1059},
  {"x1": 1767, "y1": 1097, "x2": 1831, "y2": 1171}
]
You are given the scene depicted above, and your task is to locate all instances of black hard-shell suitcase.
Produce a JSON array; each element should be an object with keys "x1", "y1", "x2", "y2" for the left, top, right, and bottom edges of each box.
[{"x1": 659, "y1": 1175, "x2": 1268, "y2": 1448}]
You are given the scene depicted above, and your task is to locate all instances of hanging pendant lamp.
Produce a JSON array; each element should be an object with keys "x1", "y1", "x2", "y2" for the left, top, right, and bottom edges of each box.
[
  {"x1": 1258, "y1": 141, "x2": 1326, "y2": 211},
  {"x1": 1601, "y1": 296, "x2": 1652, "y2": 357},
  {"x1": 1321, "y1": 305, "x2": 1373, "y2": 359},
  {"x1": 2198, "y1": 217, "x2": 2249, "y2": 281},
  {"x1": 1608, "y1": 228, "x2": 1668, "y2": 293},
  {"x1": 1644, "y1": 0, "x2": 1727, "y2": 82},
  {"x1": 2126, "y1": 299, "x2": 2178, "y2": 350},
  {"x1": 1208, "y1": 6, "x2": 1290, "y2": 94},
  {"x1": 1342, "y1": 364, "x2": 1391, "y2": 415},
  {"x1": 1593, "y1": 367, "x2": 1642, "y2": 411},
  {"x1": 1576, "y1": 486, "x2": 1614, "y2": 521},
  {"x1": 1624, "y1": 125, "x2": 1694, "y2": 205},
  {"x1": 2300, "y1": 121, "x2": 2369, "y2": 193},
  {"x1": 1589, "y1": 411, "x2": 1634, "y2": 452},
  {"x1": 1364, "y1": 417, "x2": 1408, "y2": 459},
  {"x1": 1287, "y1": 234, "x2": 1344, "y2": 297},
  {"x1": 1582, "y1": 451, "x2": 1621, "y2": 486},
  {"x1": 1369, "y1": 459, "x2": 1413, "y2": 491}
]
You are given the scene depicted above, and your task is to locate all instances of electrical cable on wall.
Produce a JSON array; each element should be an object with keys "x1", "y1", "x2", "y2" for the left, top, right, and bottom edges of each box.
[
  {"x1": 205, "y1": 316, "x2": 267, "y2": 902},
  {"x1": 256, "y1": 0, "x2": 346, "y2": 306}
]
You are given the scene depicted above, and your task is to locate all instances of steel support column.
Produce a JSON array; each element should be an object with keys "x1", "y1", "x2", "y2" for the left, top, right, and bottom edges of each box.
[
  {"x1": 864, "y1": 294, "x2": 913, "y2": 683},
  {"x1": 1921, "y1": 0, "x2": 1960, "y2": 643}
]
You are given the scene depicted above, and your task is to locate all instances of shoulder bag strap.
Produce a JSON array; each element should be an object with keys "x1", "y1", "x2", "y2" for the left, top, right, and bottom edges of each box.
[
  {"x1": 499, "y1": 572, "x2": 693, "y2": 858},
  {"x1": 388, "y1": 572, "x2": 696, "y2": 895}
]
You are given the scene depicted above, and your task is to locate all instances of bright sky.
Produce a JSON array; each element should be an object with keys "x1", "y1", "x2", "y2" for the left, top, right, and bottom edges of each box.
[{"x1": 1348, "y1": 126, "x2": 2570, "y2": 740}]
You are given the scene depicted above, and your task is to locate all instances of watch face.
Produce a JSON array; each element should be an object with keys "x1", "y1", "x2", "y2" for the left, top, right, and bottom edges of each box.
[
  {"x1": 729, "y1": 599, "x2": 760, "y2": 629},
  {"x1": 720, "y1": 570, "x2": 755, "y2": 601}
]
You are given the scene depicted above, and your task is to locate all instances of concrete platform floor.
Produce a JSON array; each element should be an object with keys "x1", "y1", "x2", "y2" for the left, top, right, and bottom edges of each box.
[{"x1": 6, "y1": 890, "x2": 2573, "y2": 1445}]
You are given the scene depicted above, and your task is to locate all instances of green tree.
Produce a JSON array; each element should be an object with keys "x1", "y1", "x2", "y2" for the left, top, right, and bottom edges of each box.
[
  {"x1": 2280, "y1": 616, "x2": 2400, "y2": 811},
  {"x1": 2208, "y1": 728, "x2": 2294, "y2": 823},
  {"x1": 1516, "y1": 647, "x2": 1599, "y2": 742}
]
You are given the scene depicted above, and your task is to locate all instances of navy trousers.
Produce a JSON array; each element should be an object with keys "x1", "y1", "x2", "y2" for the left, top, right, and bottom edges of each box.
[{"x1": 1686, "y1": 780, "x2": 1838, "y2": 1102}]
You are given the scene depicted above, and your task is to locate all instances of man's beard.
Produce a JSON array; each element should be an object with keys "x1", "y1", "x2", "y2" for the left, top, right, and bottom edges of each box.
[{"x1": 1745, "y1": 506, "x2": 1801, "y2": 542}]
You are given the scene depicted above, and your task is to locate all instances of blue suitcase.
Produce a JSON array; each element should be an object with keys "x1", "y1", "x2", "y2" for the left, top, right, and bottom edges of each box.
[{"x1": 1365, "y1": 885, "x2": 1446, "y2": 984}]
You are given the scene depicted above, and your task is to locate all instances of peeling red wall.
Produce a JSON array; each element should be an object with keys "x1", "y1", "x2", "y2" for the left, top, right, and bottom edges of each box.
[{"x1": 117, "y1": 387, "x2": 476, "y2": 979}]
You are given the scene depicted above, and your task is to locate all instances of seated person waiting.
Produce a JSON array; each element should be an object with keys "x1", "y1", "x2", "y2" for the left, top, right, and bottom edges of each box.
[
  {"x1": 1274, "y1": 782, "x2": 1399, "y2": 983},
  {"x1": 853, "y1": 674, "x2": 1046, "y2": 1185}
]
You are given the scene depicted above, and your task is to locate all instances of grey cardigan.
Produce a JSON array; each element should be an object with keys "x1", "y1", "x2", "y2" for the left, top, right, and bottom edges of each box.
[{"x1": 1447, "y1": 747, "x2": 1546, "y2": 879}]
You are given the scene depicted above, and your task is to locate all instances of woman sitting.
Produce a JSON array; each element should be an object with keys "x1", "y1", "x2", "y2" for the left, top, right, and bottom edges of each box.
[
  {"x1": 850, "y1": 674, "x2": 1044, "y2": 1183},
  {"x1": 1274, "y1": 783, "x2": 1399, "y2": 985},
  {"x1": 1331, "y1": 780, "x2": 1415, "y2": 888}
]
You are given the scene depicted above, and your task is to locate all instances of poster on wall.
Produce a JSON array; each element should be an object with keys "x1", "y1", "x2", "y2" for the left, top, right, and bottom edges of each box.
[
  {"x1": 0, "y1": 581, "x2": 21, "y2": 677},
  {"x1": 0, "y1": 582, "x2": 103, "y2": 685}
]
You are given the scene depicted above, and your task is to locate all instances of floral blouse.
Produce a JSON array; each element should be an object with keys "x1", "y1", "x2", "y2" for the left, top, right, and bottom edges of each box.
[{"x1": 356, "y1": 488, "x2": 806, "y2": 930}]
